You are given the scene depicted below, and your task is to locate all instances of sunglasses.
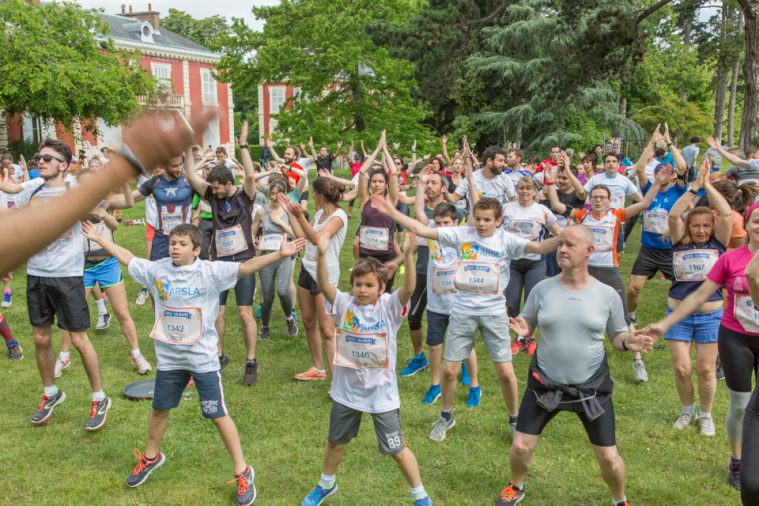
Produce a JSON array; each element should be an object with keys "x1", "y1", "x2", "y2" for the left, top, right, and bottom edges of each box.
[{"x1": 35, "y1": 154, "x2": 67, "y2": 163}]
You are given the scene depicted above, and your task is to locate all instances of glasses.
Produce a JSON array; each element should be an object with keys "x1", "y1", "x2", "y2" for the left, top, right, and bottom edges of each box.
[
  {"x1": 590, "y1": 195, "x2": 608, "y2": 200},
  {"x1": 35, "y1": 154, "x2": 66, "y2": 163}
]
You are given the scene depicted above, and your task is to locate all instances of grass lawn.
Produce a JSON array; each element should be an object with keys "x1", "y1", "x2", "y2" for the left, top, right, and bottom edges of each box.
[{"x1": 0, "y1": 171, "x2": 743, "y2": 505}]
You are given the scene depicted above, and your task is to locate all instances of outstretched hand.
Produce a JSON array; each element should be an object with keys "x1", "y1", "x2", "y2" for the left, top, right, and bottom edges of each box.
[
  {"x1": 627, "y1": 330, "x2": 655, "y2": 353},
  {"x1": 636, "y1": 323, "x2": 665, "y2": 342},
  {"x1": 276, "y1": 192, "x2": 303, "y2": 218},
  {"x1": 281, "y1": 237, "x2": 307, "y2": 257},
  {"x1": 82, "y1": 221, "x2": 105, "y2": 244},
  {"x1": 369, "y1": 193, "x2": 394, "y2": 216},
  {"x1": 508, "y1": 317, "x2": 530, "y2": 338}
]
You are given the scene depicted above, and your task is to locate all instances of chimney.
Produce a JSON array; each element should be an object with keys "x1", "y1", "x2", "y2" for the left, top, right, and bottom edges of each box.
[
  {"x1": 120, "y1": 4, "x2": 160, "y2": 32},
  {"x1": 121, "y1": 4, "x2": 126, "y2": 14}
]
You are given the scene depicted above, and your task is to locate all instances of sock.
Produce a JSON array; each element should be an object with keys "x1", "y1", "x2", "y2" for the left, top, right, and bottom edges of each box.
[
  {"x1": 613, "y1": 498, "x2": 627, "y2": 506},
  {"x1": 512, "y1": 482, "x2": 524, "y2": 491},
  {"x1": 59, "y1": 351, "x2": 71, "y2": 361},
  {"x1": 0, "y1": 315, "x2": 14, "y2": 344},
  {"x1": 96, "y1": 298, "x2": 107, "y2": 315},
  {"x1": 246, "y1": 358, "x2": 257, "y2": 365},
  {"x1": 440, "y1": 410, "x2": 452, "y2": 421},
  {"x1": 140, "y1": 287, "x2": 148, "y2": 293},
  {"x1": 319, "y1": 473, "x2": 335, "y2": 489},
  {"x1": 682, "y1": 404, "x2": 695, "y2": 414},
  {"x1": 415, "y1": 352, "x2": 425, "y2": 358},
  {"x1": 410, "y1": 484, "x2": 427, "y2": 501},
  {"x1": 43, "y1": 384, "x2": 58, "y2": 397},
  {"x1": 131, "y1": 348, "x2": 141, "y2": 359},
  {"x1": 91, "y1": 390, "x2": 105, "y2": 402},
  {"x1": 509, "y1": 412, "x2": 519, "y2": 421},
  {"x1": 730, "y1": 457, "x2": 741, "y2": 470},
  {"x1": 699, "y1": 410, "x2": 711, "y2": 418}
]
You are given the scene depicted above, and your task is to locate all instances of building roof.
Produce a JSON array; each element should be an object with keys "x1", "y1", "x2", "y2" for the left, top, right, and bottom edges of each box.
[{"x1": 97, "y1": 12, "x2": 220, "y2": 60}]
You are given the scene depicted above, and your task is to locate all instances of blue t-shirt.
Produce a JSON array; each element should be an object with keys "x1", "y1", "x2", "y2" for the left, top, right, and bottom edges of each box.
[
  {"x1": 28, "y1": 168, "x2": 40, "y2": 179},
  {"x1": 138, "y1": 175, "x2": 194, "y2": 235},
  {"x1": 640, "y1": 181, "x2": 687, "y2": 250}
]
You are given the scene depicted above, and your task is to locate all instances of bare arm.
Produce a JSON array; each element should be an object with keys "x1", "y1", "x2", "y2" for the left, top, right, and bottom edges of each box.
[
  {"x1": 358, "y1": 134, "x2": 383, "y2": 206},
  {"x1": 746, "y1": 250, "x2": 759, "y2": 306},
  {"x1": 383, "y1": 132, "x2": 399, "y2": 206},
  {"x1": 708, "y1": 136, "x2": 750, "y2": 169},
  {"x1": 524, "y1": 236, "x2": 558, "y2": 255},
  {"x1": 396, "y1": 235, "x2": 417, "y2": 306},
  {"x1": 542, "y1": 167, "x2": 567, "y2": 215},
  {"x1": 315, "y1": 236, "x2": 337, "y2": 305},
  {"x1": 641, "y1": 280, "x2": 721, "y2": 339},
  {"x1": 265, "y1": 139, "x2": 283, "y2": 163},
  {"x1": 702, "y1": 162, "x2": 733, "y2": 247},
  {"x1": 83, "y1": 221, "x2": 135, "y2": 265},
  {"x1": 238, "y1": 238, "x2": 306, "y2": 277},
  {"x1": 185, "y1": 147, "x2": 209, "y2": 196},
  {"x1": 109, "y1": 188, "x2": 146, "y2": 209},
  {"x1": 238, "y1": 122, "x2": 257, "y2": 199},
  {"x1": 624, "y1": 177, "x2": 663, "y2": 219},
  {"x1": 413, "y1": 176, "x2": 428, "y2": 226},
  {"x1": 371, "y1": 194, "x2": 439, "y2": 240},
  {"x1": 307, "y1": 138, "x2": 318, "y2": 162},
  {"x1": 441, "y1": 134, "x2": 451, "y2": 164}
]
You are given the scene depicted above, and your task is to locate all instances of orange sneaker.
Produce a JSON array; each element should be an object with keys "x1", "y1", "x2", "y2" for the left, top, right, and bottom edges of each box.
[
  {"x1": 526, "y1": 338, "x2": 537, "y2": 356},
  {"x1": 294, "y1": 367, "x2": 327, "y2": 381},
  {"x1": 495, "y1": 483, "x2": 525, "y2": 505},
  {"x1": 511, "y1": 339, "x2": 525, "y2": 355}
]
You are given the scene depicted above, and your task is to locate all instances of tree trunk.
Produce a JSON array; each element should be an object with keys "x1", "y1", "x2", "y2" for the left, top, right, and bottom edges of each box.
[
  {"x1": 737, "y1": 0, "x2": 759, "y2": 150},
  {"x1": 728, "y1": 59, "x2": 741, "y2": 147},
  {"x1": 714, "y1": 63, "x2": 729, "y2": 141},
  {"x1": 619, "y1": 96, "x2": 627, "y2": 117},
  {"x1": 350, "y1": 74, "x2": 365, "y2": 133}
]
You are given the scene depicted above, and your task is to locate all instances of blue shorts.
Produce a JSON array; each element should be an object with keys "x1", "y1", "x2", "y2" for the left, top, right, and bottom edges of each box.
[
  {"x1": 152, "y1": 369, "x2": 228, "y2": 419},
  {"x1": 150, "y1": 232, "x2": 170, "y2": 261},
  {"x1": 664, "y1": 308, "x2": 722, "y2": 344},
  {"x1": 83, "y1": 256, "x2": 123, "y2": 289},
  {"x1": 426, "y1": 310, "x2": 450, "y2": 346}
]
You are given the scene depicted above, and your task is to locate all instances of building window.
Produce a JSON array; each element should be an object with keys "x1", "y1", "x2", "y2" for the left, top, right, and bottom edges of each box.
[
  {"x1": 201, "y1": 69, "x2": 217, "y2": 105},
  {"x1": 269, "y1": 86, "x2": 285, "y2": 114},
  {"x1": 151, "y1": 63, "x2": 172, "y2": 93}
]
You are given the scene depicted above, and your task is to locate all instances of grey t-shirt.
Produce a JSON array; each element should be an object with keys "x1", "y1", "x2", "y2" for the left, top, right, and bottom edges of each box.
[
  {"x1": 726, "y1": 159, "x2": 759, "y2": 185},
  {"x1": 521, "y1": 277, "x2": 628, "y2": 384},
  {"x1": 681, "y1": 145, "x2": 699, "y2": 167}
]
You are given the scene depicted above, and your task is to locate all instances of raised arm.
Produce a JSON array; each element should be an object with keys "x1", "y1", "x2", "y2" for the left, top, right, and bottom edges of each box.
[
  {"x1": 18, "y1": 155, "x2": 30, "y2": 182},
  {"x1": 238, "y1": 237, "x2": 306, "y2": 277},
  {"x1": 358, "y1": 133, "x2": 383, "y2": 206},
  {"x1": 747, "y1": 250, "x2": 759, "y2": 306},
  {"x1": 668, "y1": 174, "x2": 700, "y2": 246},
  {"x1": 237, "y1": 121, "x2": 257, "y2": 199},
  {"x1": 372, "y1": 194, "x2": 439, "y2": 240},
  {"x1": 708, "y1": 136, "x2": 750, "y2": 169},
  {"x1": 396, "y1": 234, "x2": 417, "y2": 306},
  {"x1": 441, "y1": 134, "x2": 451, "y2": 164},
  {"x1": 624, "y1": 175, "x2": 664, "y2": 219},
  {"x1": 542, "y1": 168, "x2": 567, "y2": 215},
  {"x1": 82, "y1": 220, "x2": 135, "y2": 266},
  {"x1": 265, "y1": 138, "x2": 284, "y2": 163},
  {"x1": 564, "y1": 162, "x2": 586, "y2": 201},
  {"x1": 414, "y1": 173, "x2": 429, "y2": 226},
  {"x1": 382, "y1": 132, "x2": 399, "y2": 206},
  {"x1": 315, "y1": 235, "x2": 337, "y2": 305},
  {"x1": 185, "y1": 146, "x2": 208, "y2": 196},
  {"x1": 702, "y1": 162, "x2": 733, "y2": 247},
  {"x1": 333, "y1": 141, "x2": 342, "y2": 160},
  {"x1": 664, "y1": 123, "x2": 688, "y2": 173}
]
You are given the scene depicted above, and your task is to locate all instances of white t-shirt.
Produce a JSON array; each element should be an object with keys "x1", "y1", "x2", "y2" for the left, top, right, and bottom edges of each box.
[
  {"x1": 302, "y1": 207, "x2": 349, "y2": 285},
  {"x1": 128, "y1": 257, "x2": 238, "y2": 372},
  {"x1": 426, "y1": 230, "x2": 459, "y2": 315},
  {"x1": 138, "y1": 175, "x2": 158, "y2": 227},
  {"x1": 437, "y1": 227, "x2": 528, "y2": 315},
  {"x1": 584, "y1": 172, "x2": 639, "y2": 209},
  {"x1": 454, "y1": 170, "x2": 516, "y2": 209},
  {"x1": 330, "y1": 289, "x2": 407, "y2": 413},
  {"x1": 502, "y1": 201, "x2": 557, "y2": 261},
  {"x1": 0, "y1": 175, "x2": 18, "y2": 209},
  {"x1": 15, "y1": 178, "x2": 84, "y2": 277}
]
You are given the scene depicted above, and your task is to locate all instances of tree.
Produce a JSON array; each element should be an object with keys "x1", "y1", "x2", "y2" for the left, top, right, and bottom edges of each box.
[
  {"x1": 737, "y1": 0, "x2": 759, "y2": 148},
  {"x1": 0, "y1": 0, "x2": 153, "y2": 128},
  {"x1": 215, "y1": 0, "x2": 434, "y2": 150}
]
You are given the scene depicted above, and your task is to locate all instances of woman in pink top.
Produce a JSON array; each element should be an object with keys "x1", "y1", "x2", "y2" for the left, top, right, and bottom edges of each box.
[{"x1": 642, "y1": 202, "x2": 759, "y2": 491}]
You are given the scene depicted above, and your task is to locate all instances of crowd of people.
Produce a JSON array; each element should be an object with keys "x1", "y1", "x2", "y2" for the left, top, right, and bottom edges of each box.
[{"x1": 1, "y1": 112, "x2": 759, "y2": 506}]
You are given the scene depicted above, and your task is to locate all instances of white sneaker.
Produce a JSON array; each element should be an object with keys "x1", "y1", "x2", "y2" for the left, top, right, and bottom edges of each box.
[
  {"x1": 673, "y1": 409, "x2": 695, "y2": 430},
  {"x1": 698, "y1": 415, "x2": 716, "y2": 436},
  {"x1": 135, "y1": 290, "x2": 149, "y2": 306},
  {"x1": 429, "y1": 415, "x2": 455, "y2": 442},
  {"x1": 95, "y1": 313, "x2": 111, "y2": 330},
  {"x1": 131, "y1": 354, "x2": 152, "y2": 375},
  {"x1": 54, "y1": 355, "x2": 71, "y2": 379},
  {"x1": 633, "y1": 359, "x2": 648, "y2": 382}
]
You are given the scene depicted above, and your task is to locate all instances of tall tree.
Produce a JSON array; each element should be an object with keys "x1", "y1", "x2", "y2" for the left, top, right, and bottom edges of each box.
[
  {"x1": 737, "y1": 0, "x2": 759, "y2": 148},
  {"x1": 0, "y1": 0, "x2": 153, "y2": 128},
  {"x1": 161, "y1": 8, "x2": 229, "y2": 50}
]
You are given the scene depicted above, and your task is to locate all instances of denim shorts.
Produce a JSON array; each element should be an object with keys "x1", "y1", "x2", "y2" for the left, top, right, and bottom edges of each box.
[
  {"x1": 664, "y1": 307, "x2": 722, "y2": 344},
  {"x1": 153, "y1": 369, "x2": 227, "y2": 419}
]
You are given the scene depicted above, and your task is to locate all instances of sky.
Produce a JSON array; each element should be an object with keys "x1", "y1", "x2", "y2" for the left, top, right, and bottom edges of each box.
[{"x1": 74, "y1": 1, "x2": 278, "y2": 31}]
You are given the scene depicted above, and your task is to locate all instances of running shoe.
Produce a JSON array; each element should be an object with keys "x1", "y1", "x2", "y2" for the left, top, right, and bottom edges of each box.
[
  {"x1": 510, "y1": 339, "x2": 525, "y2": 355},
  {"x1": 716, "y1": 357, "x2": 725, "y2": 381},
  {"x1": 7, "y1": 343, "x2": 23, "y2": 360},
  {"x1": 228, "y1": 465, "x2": 256, "y2": 505},
  {"x1": 95, "y1": 312, "x2": 111, "y2": 330},
  {"x1": 614, "y1": 501, "x2": 631, "y2": 506},
  {"x1": 30, "y1": 390, "x2": 66, "y2": 425},
  {"x1": 86, "y1": 396, "x2": 112, "y2": 431},
  {"x1": 698, "y1": 415, "x2": 716, "y2": 437},
  {"x1": 461, "y1": 361, "x2": 470, "y2": 386},
  {"x1": 400, "y1": 354, "x2": 429, "y2": 376},
  {"x1": 633, "y1": 359, "x2": 648, "y2": 382},
  {"x1": 260, "y1": 326, "x2": 270, "y2": 341},
  {"x1": 243, "y1": 360, "x2": 258, "y2": 386},
  {"x1": 466, "y1": 386, "x2": 482, "y2": 408},
  {"x1": 132, "y1": 354, "x2": 152, "y2": 375},
  {"x1": 727, "y1": 460, "x2": 741, "y2": 490},
  {"x1": 495, "y1": 483, "x2": 525, "y2": 505},
  {"x1": 126, "y1": 449, "x2": 165, "y2": 488},
  {"x1": 294, "y1": 367, "x2": 326, "y2": 381},
  {"x1": 1, "y1": 290, "x2": 11, "y2": 308},
  {"x1": 291, "y1": 309, "x2": 298, "y2": 322},
  {"x1": 414, "y1": 497, "x2": 432, "y2": 506},
  {"x1": 219, "y1": 354, "x2": 230, "y2": 369},
  {"x1": 422, "y1": 384, "x2": 441, "y2": 405},
  {"x1": 672, "y1": 409, "x2": 695, "y2": 430},
  {"x1": 256, "y1": 305, "x2": 262, "y2": 320},
  {"x1": 509, "y1": 414, "x2": 518, "y2": 437},
  {"x1": 54, "y1": 355, "x2": 71, "y2": 379},
  {"x1": 302, "y1": 482, "x2": 337, "y2": 506},
  {"x1": 287, "y1": 317, "x2": 299, "y2": 337},
  {"x1": 525, "y1": 338, "x2": 537, "y2": 356},
  {"x1": 135, "y1": 290, "x2": 149, "y2": 306},
  {"x1": 429, "y1": 415, "x2": 455, "y2": 442}
]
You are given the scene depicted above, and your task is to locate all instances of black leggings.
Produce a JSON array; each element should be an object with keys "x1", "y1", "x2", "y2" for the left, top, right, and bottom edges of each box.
[
  {"x1": 743, "y1": 393, "x2": 759, "y2": 505},
  {"x1": 505, "y1": 259, "x2": 546, "y2": 317},
  {"x1": 718, "y1": 325, "x2": 759, "y2": 392}
]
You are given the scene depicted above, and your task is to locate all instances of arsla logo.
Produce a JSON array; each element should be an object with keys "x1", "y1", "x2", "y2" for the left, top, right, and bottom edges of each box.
[
  {"x1": 155, "y1": 280, "x2": 170, "y2": 301},
  {"x1": 154, "y1": 280, "x2": 202, "y2": 301},
  {"x1": 461, "y1": 243, "x2": 478, "y2": 260},
  {"x1": 342, "y1": 310, "x2": 359, "y2": 332}
]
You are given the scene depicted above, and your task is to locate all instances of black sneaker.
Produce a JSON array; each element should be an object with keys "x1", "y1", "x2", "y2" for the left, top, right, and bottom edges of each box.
[
  {"x1": 287, "y1": 318, "x2": 298, "y2": 337},
  {"x1": 219, "y1": 354, "x2": 230, "y2": 369},
  {"x1": 495, "y1": 483, "x2": 525, "y2": 505},
  {"x1": 86, "y1": 396, "x2": 112, "y2": 431},
  {"x1": 728, "y1": 461, "x2": 741, "y2": 490},
  {"x1": 260, "y1": 326, "x2": 270, "y2": 341},
  {"x1": 126, "y1": 449, "x2": 166, "y2": 488},
  {"x1": 243, "y1": 360, "x2": 258, "y2": 386},
  {"x1": 8, "y1": 343, "x2": 23, "y2": 360},
  {"x1": 30, "y1": 390, "x2": 66, "y2": 425}
]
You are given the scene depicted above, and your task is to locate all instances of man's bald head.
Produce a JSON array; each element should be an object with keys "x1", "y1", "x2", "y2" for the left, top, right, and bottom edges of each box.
[
  {"x1": 557, "y1": 224, "x2": 594, "y2": 272},
  {"x1": 561, "y1": 224, "x2": 594, "y2": 246}
]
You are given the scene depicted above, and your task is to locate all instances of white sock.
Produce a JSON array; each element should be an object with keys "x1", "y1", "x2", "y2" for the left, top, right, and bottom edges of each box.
[
  {"x1": 91, "y1": 390, "x2": 105, "y2": 402},
  {"x1": 699, "y1": 410, "x2": 712, "y2": 418},
  {"x1": 410, "y1": 484, "x2": 427, "y2": 501},
  {"x1": 59, "y1": 351, "x2": 70, "y2": 361},
  {"x1": 131, "y1": 348, "x2": 141, "y2": 359},
  {"x1": 319, "y1": 473, "x2": 335, "y2": 489},
  {"x1": 96, "y1": 298, "x2": 107, "y2": 315},
  {"x1": 682, "y1": 404, "x2": 695, "y2": 414},
  {"x1": 613, "y1": 497, "x2": 626, "y2": 506},
  {"x1": 43, "y1": 384, "x2": 58, "y2": 397}
]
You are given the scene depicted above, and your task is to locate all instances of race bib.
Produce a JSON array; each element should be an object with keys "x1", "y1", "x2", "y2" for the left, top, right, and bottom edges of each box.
[
  {"x1": 150, "y1": 306, "x2": 203, "y2": 345},
  {"x1": 454, "y1": 261, "x2": 499, "y2": 294},
  {"x1": 734, "y1": 295, "x2": 759, "y2": 333},
  {"x1": 161, "y1": 208, "x2": 184, "y2": 233},
  {"x1": 333, "y1": 328, "x2": 389, "y2": 369},
  {"x1": 431, "y1": 265, "x2": 456, "y2": 294},
  {"x1": 643, "y1": 209, "x2": 669, "y2": 235},
  {"x1": 673, "y1": 249, "x2": 719, "y2": 282},
  {"x1": 507, "y1": 219, "x2": 541, "y2": 241},
  {"x1": 555, "y1": 215, "x2": 568, "y2": 231},
  {"x1": 259, "y1": 233, "x2": 284, "y2": 251},
  {"x1": 359, "y1": 226, "x2": 390, "y2": 251},
  {"x1": 589, "y1": 225, "x2": 614, "y2": 252},
  {"x1": 214, "y1": 224, "x2": 248, "y2": 257}
]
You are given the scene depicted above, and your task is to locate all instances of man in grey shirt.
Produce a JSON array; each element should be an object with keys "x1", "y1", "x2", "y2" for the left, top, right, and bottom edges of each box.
[
  {"x1": 708, "y1": 136, "x2": 759, "y2": 185},
  {"x1": 493, "y1": 225, "x2": 653, "y2": 506},
  {"x1": 681, "y1": 136, "x2": 700, "y2": 169}
]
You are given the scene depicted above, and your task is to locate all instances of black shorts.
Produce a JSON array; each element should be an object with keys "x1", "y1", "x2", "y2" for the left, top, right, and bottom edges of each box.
[
  {"x1": 407, "y1": 274, "x2": 427, "y2": 331},
  {"x1": 516, "y1": 388, "x2": 616, "y2": 447},
  {"x1": 27, "y1": 275, "x2": 90, "y2": 331},
  {"x1": 630, "y1": 246, "x2": 673, "y2": 279},
  {"x1": 297, "y1": 268, "x2": 320, "y2": 295},
  {"x1": 219, "y1": 272, "x2": 256, "y2": 306}
]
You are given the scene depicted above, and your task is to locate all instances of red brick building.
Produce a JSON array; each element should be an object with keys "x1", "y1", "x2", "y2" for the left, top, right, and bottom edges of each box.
[
  {"x1": 257, "y1": 83, "x2": 298, "y2": 145},
  {"x1": 0, "y1": 4, "x2": 234, "y2": 155}
]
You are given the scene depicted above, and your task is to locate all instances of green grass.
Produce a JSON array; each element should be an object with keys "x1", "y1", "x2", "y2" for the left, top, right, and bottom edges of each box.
[{"x1": 0, "y1": 172, "x2": 741, "y2": 506}]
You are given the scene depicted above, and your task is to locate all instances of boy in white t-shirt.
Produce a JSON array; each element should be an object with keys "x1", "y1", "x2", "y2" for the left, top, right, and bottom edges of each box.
[
  {"x1": 300, "y1": 235, "x2": 432, "y2": 506},
  {"x1": 374, "y1": 195, "x2": 558, "y2": 442},
  {"x1": 82, "y1": 222, "x2": 305, "y2": 506}
]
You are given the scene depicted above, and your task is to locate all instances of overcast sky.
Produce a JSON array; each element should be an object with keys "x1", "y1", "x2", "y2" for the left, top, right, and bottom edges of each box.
[{"x1": 74, "y1": 1, "x2": 278, "y2": 31}]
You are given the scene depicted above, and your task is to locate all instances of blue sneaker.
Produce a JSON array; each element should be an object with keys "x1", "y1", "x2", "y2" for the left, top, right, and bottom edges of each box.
[
  {"x1": 400, "y1": 354, "x2": 428, "y2": 376},
  {"x1": 414, "y1": 497, "x2": 433, "y2": 506},
  {"x1": 422, "y1": 384, "x2": 441, "y2": 405},
  {"x1": 256, "y1": 305, "x2": 262, "y2": 320},
  {"x1": 302, "y1": 482, "x2": 338, "y2": 506},
  {"x1": 291, "y1": 309, "x2": 298, "y2": 322},
  {"x1": 229, "y1": 465, "x2": 256, "y2": 506},
  {"x1": 461, "y1": 361, "x2": 470, "y2": 386},
  {"x1": 465, "y1": 386, "x2": 481, "y2": 408}
]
